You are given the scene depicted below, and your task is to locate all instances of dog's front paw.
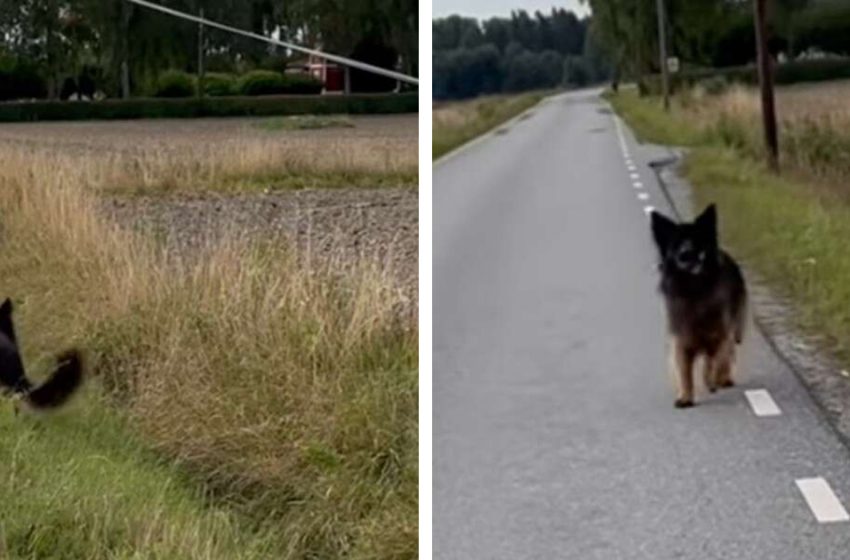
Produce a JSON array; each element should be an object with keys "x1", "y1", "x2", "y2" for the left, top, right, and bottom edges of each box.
[
  {"x1": 674, "y1": 398, "x2": 694, "y2": 409},
  {"x1": 719, "y1": 379, "x2": 735, "y2": 389}
]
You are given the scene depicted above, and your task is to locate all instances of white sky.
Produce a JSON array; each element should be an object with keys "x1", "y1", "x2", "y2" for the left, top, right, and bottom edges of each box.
[{"x1": 432, "y1": 0, "x2": 590, "y2": 21}]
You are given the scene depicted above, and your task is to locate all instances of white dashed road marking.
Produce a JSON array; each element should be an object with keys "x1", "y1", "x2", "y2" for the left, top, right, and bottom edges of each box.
[
  {"x1": 629, "y1": 173, "x2": 639, "y2": 180},
  {"x1": 633, "y1": 182, "x2": 643, "y2": 189},
  {"x1": 642, "y1": 205, "x2": 655, "y2": 215},
  {"x1": 744, "y1": 389, "x2": 782, "y2": 417},
  {"x1": 796, "y1": 478, "x2": 850, "y2": 523},
  {"x1": 637, "y1": 192, "x2": 649, "y2": 201}
]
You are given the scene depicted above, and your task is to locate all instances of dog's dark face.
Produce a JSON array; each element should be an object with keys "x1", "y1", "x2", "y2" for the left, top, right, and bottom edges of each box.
[{"x1": 651, "y1": 205, "x2": 718, "y2": 277}]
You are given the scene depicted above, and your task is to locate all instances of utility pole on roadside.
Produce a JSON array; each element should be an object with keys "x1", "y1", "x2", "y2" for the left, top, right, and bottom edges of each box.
[
  {"x1": 754, "y1": 0, "x2": 779, "y2": 172},
  {"x1": 197, "y1": 7, "x2": 206, "y2": 99},
  {"x1": 655, "y1": 0, "x2": 670, "y2": 111}
]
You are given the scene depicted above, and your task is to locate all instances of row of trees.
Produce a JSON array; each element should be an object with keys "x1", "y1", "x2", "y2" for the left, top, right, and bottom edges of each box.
[
  {"x1": 433, "y1": 9, "x2": 612, "y2": 100},
  {"x1": 586, "y1": 0, "x2": 850, "y2": 81},
  {"x1": 0, "y1": 0, "x2": 417, "y2": 100}
]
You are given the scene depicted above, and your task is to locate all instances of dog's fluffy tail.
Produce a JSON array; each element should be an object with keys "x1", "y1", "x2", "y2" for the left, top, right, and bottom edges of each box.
[{"x1": 24, "y1": 350, "x2": 83, "y2": 409}]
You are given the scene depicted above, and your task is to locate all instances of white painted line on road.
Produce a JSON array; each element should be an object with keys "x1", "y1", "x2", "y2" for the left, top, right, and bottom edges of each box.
[
  {"x1": 632, "y1": 182, "x2": 644, "y2": 189},
  {"x1": 637, "y1": 192, "x2": 649, "y2": 201},
  {"x1": 629, "y1": 173, "x2": 640, "y2": 180},
  {"x1": 643, "y1": 205, "x2": 655, "y2": 215},
  {"x1": 627, "y1": 164, "x2": 637, "y2": 172},
  {"x1": 796, "y1": 478, "x2": 850, "y2": 523},
  {"x1": 744, "y1": 389, "x2": 782, "y2": 417}
]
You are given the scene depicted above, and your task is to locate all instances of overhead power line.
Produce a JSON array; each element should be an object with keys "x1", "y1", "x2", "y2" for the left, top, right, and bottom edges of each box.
[{"x1": 125, "y1": 0, "x2": 419, "y2": 86}]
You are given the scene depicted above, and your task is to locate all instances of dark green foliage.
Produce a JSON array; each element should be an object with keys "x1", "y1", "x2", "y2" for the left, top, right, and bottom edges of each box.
[
  {"x1": 201, "y1": 73, "x2": 237, "y2": 97},
  {"x1": 588, "y1": 0, "x2": 850, "y2": 82},
  {"x1": 349, "y1": 37, "x2": 399, "y2": 93},
  {"x1": 563, "y1": 56, "x2": 591, "y2": 87},
  {"x1": 236, "y1": 70, "x2": 324, "y2": 96},
  {"x1": 0, "y1": 55, "x2": 47, "y2": 101},
  {"x1": 237, "y1": 70, "x2": 287, "y2": 96},
  {"x1": 0, "y1": 0, "x2": 418, "y2": 100},
  {"x1": 433, "y1": 8, "x2": 607, "y2": 100},
  {"x1": 280, "y1": 74, "x2": 324, "y2": 95},
  {"x1": 795, "y1": 4, "x2": 850, "y2": 56},
  {"x1": 154, "y1": 70, "x2": 196, "y2": 98},
  {"x1": 642, "y1": 58, "x2": 850, "y2": 95},
  {"x1": 0, "y1": 93, "x2": 417, "y2": 122}
]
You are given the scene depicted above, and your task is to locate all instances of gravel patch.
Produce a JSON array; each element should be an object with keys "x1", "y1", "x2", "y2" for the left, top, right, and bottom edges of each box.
[{"x1": 102, "y1": 188, "x2": 418, "y2": 313}]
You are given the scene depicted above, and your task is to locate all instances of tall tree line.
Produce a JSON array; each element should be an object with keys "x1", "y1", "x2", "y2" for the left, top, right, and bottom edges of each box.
[
  {"x1": 433, "y1": 9, "x2": 612, "y2": 100},
  {"x1": 585, "y1": 0, "x2": 850, "y2": 82},
  {"x1": 0, "y1": 0, "x2": 417, "y2": 99}
]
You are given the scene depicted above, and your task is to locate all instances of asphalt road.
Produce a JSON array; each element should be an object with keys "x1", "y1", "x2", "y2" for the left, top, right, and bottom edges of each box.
[{"x1": 433, "y1": 89, "x2": 850, "y2": 559}]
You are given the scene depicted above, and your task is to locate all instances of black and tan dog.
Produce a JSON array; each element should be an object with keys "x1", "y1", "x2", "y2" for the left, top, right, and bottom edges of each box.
[
  {"x1": 650, "y1": 205, "x2": 747, "y2": 408},
  {"x1": 0, "y1": 298, "x2": 82, "y2": 409}
]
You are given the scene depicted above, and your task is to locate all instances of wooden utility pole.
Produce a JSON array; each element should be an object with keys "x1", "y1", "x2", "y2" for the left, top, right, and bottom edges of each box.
[
  {"x1": 197, "y1": 7, "x2": 206, "y2": 99},
  {"x1": 754, "y1": 0, "x2": 779, "y2": 172},
  {"x1": 655, "y1": 0, "x2": 670, "y2": 110}
]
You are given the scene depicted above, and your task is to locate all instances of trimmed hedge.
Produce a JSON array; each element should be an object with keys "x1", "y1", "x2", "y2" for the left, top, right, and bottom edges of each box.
[
  {"x1": 643, "y1": 58, "x2": 850, "y2": 95},
  {"x1": 0, "y1": 93, "x2": 418, "y2": 122},
  {"x1": 236, "y1": 70, "x2": 324, "y2": 95}
]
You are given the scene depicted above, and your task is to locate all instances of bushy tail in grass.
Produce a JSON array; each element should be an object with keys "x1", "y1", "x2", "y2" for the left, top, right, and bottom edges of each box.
[
  {"x1": 24, "y1": 350, "x2": 83, "y2": 409},
  {"x1": 0, "y1": 298, "x2": 83, "y2": 410}
]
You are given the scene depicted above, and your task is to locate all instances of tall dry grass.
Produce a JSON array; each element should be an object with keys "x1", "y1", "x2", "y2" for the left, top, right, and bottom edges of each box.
[
  {"x1": 675, "y1": 81, "x2": 850, "y2": 190},
  {"x1": 0, "y1": 121, "x2": 418, "y2": 194},
  {"x1": 0, "y1": 143, "x2": 417, "y2": 558},
  {"x1": 432, "y1": 92, "x2": 545, "y2": 159}
]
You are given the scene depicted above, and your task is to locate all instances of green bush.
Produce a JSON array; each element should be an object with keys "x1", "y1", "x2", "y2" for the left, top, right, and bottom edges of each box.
[
  {"x1": 154, "y1": 70, "x2": 196, "y2": 98},
  {"x1": 236, "y1": 70, "x2": 324, "y2": 96},
  {"x1": 237, "y1": 70, "x2": 287, "y2": 96},
  {"x1": 0, "y1": 94, "x2": 418, "y2": 122},
  {"x1": 281, "y1": 73, "x2": 324, "y2": 94},
  {"x1": 201, "y1": 72, "x2": 236, "y2": 97}
]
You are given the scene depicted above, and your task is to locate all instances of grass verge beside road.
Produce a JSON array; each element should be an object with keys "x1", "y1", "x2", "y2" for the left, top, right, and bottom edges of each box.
[
  {"x1": 432, "y1": 92, "x2": 546, "y2": 160},
  {"x1": 609, "y1": 88, "x2": 850, "y2": 362}
]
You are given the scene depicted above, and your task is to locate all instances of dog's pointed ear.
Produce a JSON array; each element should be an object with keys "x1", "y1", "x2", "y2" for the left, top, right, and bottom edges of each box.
[
  {"x1": 0, "y1": 299, "x2": 12, "y2": 316},
  {"x1": 694, "y1": 204, "x2": 717, "y2": 241},
  {"x1": 650, "y1": 211, "x2": 677, "y2": 252}
]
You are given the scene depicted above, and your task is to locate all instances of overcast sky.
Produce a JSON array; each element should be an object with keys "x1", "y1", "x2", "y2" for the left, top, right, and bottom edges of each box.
[{"x1": 432, "y1": 0, "x2": 590, "y2": 21}]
